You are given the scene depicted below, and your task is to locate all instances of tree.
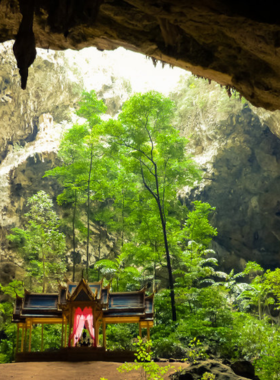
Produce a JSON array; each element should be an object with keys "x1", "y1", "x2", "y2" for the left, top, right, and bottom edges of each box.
[
  {"x1": 121, "y1": 198, "x2": 184, "y2": 293},
  {"x1": 44, "y1": 124, "x2": 88, "y2": 281},
  {"x1": 97, "y1": 91, "x2": 201, "y2": 321},
  {"x1": 173, "y1": 202, "x2": 219, "y2": 313},
  {"x1": 181, "y1": 201, "x2": 217, "y2": 248},
  {"x1": 45, "y1": 91, "x2": 107, "y2": 280},
  {"x1": 0, "y1": 280, "x2": 24, "y2": 363},
  {"x1": 7, "y1": 191, "x2": 66, "y2": 292},
  {"x1": 238, "y1": 264, "x2": 276, "y2": 320}
]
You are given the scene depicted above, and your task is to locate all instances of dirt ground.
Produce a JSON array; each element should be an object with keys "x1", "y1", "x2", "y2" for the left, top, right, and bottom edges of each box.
[{"x1": 1, "y1": 361, "x2": 189, "y2": 380}]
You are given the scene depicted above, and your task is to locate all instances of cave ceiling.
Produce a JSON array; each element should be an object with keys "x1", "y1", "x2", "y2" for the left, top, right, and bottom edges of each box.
[{"x1": 1, "y1": 1, "x2": 280, "y2": 110}]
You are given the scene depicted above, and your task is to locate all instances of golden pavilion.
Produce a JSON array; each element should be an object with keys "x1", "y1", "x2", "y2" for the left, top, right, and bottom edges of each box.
[{"x1": 12, "y1": 278, "x2": 154, "y2": 362}]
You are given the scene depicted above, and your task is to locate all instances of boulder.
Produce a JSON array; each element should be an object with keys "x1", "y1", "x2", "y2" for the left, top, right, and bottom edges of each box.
[
  {"x1": 231, "y1": 361, "x2": 255, "y2": 379},
  {"x1": 171, "y1": 359, "x2": 255, "y2": 380}
]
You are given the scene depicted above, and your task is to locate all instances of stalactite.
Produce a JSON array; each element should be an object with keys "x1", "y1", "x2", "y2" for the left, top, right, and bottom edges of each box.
[{"x1": 13, "y1": 0, "x2": 37, "y2": 90}]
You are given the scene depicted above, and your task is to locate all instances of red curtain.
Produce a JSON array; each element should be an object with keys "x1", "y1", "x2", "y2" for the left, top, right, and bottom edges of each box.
[
  {"x1": 84, "y1": 307, "x2": 96, "y2": 347},
  {"x1": 68, "y1": 307, "x2": 96, "y2": 347}
]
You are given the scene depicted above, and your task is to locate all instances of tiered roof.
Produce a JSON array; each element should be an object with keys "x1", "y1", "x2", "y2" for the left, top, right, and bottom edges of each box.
[{"x1": 13, "y1": 279, "x2": 154, "y2": 324}]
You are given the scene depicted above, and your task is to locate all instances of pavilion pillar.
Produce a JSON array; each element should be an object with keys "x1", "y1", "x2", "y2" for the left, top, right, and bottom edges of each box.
[
  {"x1": 147, "y1": 324, "x2": 151, "y2": 352},
  {"x1": 93, "y1": 317, "x2": 97, "y2": 347},
  {"x1": 61, "y1": 320, "x2": 64, "y2": 348},
  {"x1": 95, "y1": 321, "x2": 99, "y2": 347},
  {"x1": 68, "y1": 315, "x2": 71, "y2": 347},
  {"x1": 71, "y1": 307, "x2": 75, "y2": 346},
  {"x1": 41, "y1": 324, "x2": 44, "y2": 351},
  {"x1": 21, "y1": 326, "x2": 24, "y2": 352},
  {"x1": 16, "y1": 324, "x2": 19, "y2": 353},
  {"x1": 102, "y1": 320, "x2": 106, "y2": 349},
  {"x1": 28, "y1": 324, "x2": 32, "y2": 352},
  {"x1": 68, "y1": 307, "x2": 73, "y2": 347},
  {"x1": 64, "y1": 319, "x2": 68, "y2": 347},
  {"x1": 23, "y1": 326, "x2": 27, "y2": 352},
  {"x1": 138, "y1": 322, "x2": 142, "y2": 338}
]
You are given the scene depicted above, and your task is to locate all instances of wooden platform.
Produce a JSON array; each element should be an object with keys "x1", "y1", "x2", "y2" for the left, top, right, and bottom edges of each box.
[{"x1": 15, "y1": 347, "x2": 136, "y2": 363}]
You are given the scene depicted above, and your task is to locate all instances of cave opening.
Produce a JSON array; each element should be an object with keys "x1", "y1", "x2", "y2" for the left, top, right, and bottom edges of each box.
[{"x1": 0, "y1": 31, "x2": 279, "y2": 376}]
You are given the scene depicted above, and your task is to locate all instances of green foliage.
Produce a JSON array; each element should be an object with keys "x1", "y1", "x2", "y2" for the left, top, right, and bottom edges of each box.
[
  {"x1": 29, "y1": 324, "x2": 62, "y2": 352},
  {"x1": 237, "y1": 262, "x2": 277, "y2": 320},
  {"x1": 76, "y1": 90, "x2": 107, "y2": 127},
  {"x1": 170, "y1": 75, "x2": 244, "y2": 140},
  {"x1": 264, "y1": 268, "x2": 280, "y2": 307},
  {"x1": 0, "y1": 280, "x2": 24, "y2": 298},
  {"x1": 45, "y1": 91, "x2": 114, "y2": 280},
  {"x1": 106, "y1": 324, "x2": 138, "y2": 351},
  {"x1": 173, "y1": 201, "x2": 221, "y2": 316},
  {"x1": 183, "y1": 338, "x2": 208, "y2": 363},
  {"x1": 0, "y1": 278, "x2": 60, "y2": 362},
  {"x1": 230, "y1": 313, "x2": 280, "y2": 380},
  {"x1": 117, "y1": 337, "x2": 174, "y2": 380},
  {"x1": 96, "y1": 91, "x2": 201, "y2": 320},
  {"x1": 95, "y1": 253, "x2": 140, "y2": 292},
  {"x1": 0, "y1": 279, "x2": 24, "y2": 363},
  {"x1": 152, "y1": 285, "x2": 234, "y2": 359},
  {"x1": 182, "y1": 201, "x2": 217, "y2": 247},
  {"x1": 201, "y1": 374, "x2": 215, "y2": 380},
  {"x1": 45, "y1": 90, "x2": 203, "y2": 320},
  {"x1": 7, "y1": 191, "x2": 66, "y2": 292},
  {"x1": 243, "y1": 261, "x2": 264, "y2": 277},
  {"x1": 0, "y1": 322, "x2": 17, "y2": 363}
]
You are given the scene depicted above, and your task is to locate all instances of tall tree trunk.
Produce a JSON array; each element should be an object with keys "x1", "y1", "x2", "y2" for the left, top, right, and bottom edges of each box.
[
  {"x1": 140, "y1": 159, "x2": 177, "y2": 321},
  {"x1": 86, "y1": 150, "x2": 93, "y2": 280},
  {"x1": 72, "y1": 190, "x2": 77, "y2": 282},
  {"x1": 154, "y1": 162, "x2": 176, "y2": 321},
  {"x1": 42, "y1": 250, "x2": 46, "y2": 293},
  {"x1": 153, "y1": 261, "x2": 156, "y2": 293},
  {"x1": 121, "y1": 189, "x2": 124, "y2": 248},
  {"x1": 158, "y1": 205, "x2": 176, "y2": 321},
  {"x1": 153, "y1": 242, "x2": 159, "y2": 293},
  {"x1": 98, "y1": 223, "x2": 101, "y2": 281}
]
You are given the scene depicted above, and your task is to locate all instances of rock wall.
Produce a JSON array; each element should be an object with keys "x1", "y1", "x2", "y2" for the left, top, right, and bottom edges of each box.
[
  {"x1": 196, "y1": 108, "x2": 280, "y2": 271},
  {"x1": 0, "y1": 42, "x2": 82, "y2": 164},
  {"x1": 172, "y1": 78, "x2": 280, "y2": 271}
]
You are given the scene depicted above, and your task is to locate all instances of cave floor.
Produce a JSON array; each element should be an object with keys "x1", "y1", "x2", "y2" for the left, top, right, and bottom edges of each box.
[{"x1": 1, "y1": 361, "x2": 187, "y2": 379}]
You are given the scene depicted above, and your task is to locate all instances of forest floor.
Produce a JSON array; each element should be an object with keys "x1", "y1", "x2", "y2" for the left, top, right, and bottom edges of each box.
[{"x1": 1, "y1": 361, "x2": 189, "y2": 379}]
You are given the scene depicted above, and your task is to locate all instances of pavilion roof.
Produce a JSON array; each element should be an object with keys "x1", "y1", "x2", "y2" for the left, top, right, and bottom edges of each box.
[{"x1": 12, "y1": 279, "x2": 154, "y2": 323}]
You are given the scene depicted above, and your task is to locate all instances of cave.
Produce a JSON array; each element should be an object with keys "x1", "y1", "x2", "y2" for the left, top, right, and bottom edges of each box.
[
  {"x1": 2, "y1": 2, "x2": 280, "y2": 372},
  {"x1": 1, "y1": 1, "x2": 280, "y2": 110}
]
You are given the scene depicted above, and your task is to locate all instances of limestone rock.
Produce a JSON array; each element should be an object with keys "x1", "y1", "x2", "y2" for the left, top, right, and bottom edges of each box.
[
  {"x1": 171, "y1": 360, "x2": 256, "y2": 380},
  {"x1": 0, "y1": 41, "x2": 82, "y2": 164},
  {"x1": 0, "y1": 261, "x2": 24, "y2": 289},
  {"x1": 180, "y1": 96, "x2": 280, "y2": 269},
  {"x1": 231, "y1": 361, "x2": 255, "y2": 379},
  {"x1": 1, "y1": 1, "x2": 280, "y2": 110}
]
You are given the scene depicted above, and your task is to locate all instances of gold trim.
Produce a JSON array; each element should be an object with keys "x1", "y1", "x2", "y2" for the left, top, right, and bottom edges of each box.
[{"x1": 103, "y1": 316, "x2": 140, "y2": 324}]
